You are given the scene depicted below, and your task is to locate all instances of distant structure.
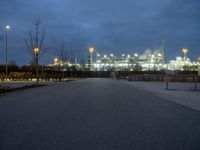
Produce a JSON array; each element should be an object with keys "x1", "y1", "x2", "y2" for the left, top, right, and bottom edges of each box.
[
  {"x1": 49, "y1": 57, "x2": 80, "y2": 71},
  {"x1": 197, "y1": 57, "x2": 200, "y2": 64},
  {"x1": 88, "y1": 47, "x2": 94, "y2": 65},
  {"x1": 161, "y1": 40, "x2": 166, "y2": 64},
  {"x1": 93, "y1": 47, "x2": 165, "y2": 71},
  {"x1": 48, "y1": 46, "x2": 200, "y2": 72}
]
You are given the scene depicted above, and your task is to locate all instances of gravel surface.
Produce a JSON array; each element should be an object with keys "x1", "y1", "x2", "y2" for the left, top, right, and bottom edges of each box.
[
  {"x1": 124, "y1": 81, "x2": 200, "y2": 111},
  {"x1": 0, "y1": 78, "x2": 199, "y2": 150}
]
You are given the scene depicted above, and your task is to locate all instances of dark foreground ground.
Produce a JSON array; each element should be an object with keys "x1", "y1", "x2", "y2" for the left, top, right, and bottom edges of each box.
[{"x1": 0, "y1": 78, "x2": 199, "y2": 150}]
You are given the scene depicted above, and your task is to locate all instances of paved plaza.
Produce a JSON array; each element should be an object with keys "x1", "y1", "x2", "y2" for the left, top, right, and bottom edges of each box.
[{"x1": 0, "y1": 78, "x2": 200, "y2": 150}]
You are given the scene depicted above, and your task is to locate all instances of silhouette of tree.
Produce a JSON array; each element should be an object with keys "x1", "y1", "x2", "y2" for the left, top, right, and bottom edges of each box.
[
  {"x1": 58, "y1": 42, "x2": 68, "y2": 63},
  {"x1": 24, "y1": 18, "x2": 47, "y2": 64}
]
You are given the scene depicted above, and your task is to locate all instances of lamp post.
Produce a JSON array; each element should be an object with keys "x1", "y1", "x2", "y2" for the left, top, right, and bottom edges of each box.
[
  {"x1": 157, "y1": 53, "x2": 162, "y2": 70},
  {"x1": 34, "y1": 47, "x2": 39, "y2": 84},
  {"x1": 88, "y1": 47, "x2": 94, "y2": 69},
  {"x1": 133, "y1": 53, "x2": 138, "y2": 69},
  {"x1": 182, "y1": 48, "x2": 188, "y2": 58},
  {"x1": 54, "y1": 57, "x2": 58, "y2": 64},
  {"x1": 5, "y1": 25, "x2": 10, "y2": 81},
  {"x1": 54, "y1": 57, "x2": 59, "y2": 72}
]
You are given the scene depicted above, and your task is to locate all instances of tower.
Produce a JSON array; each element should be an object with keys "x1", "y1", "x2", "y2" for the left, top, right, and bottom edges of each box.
[
  {"x1": 88, "y1": 47, "x2": 94, "y2": 65},
  {"x1": 161, "y1": 40, "x2": 166, "y2": 63}
]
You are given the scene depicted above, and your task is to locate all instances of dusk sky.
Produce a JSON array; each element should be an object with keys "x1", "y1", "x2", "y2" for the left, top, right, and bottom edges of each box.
[{"x1": 0, "y1": 0, "x2": 199, "y2": 65}]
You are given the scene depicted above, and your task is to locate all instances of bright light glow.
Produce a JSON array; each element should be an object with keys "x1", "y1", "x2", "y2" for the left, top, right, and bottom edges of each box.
[
  {"x1": 89, "y1": 47, "x2": 94, "y2": 53},
  {"x1": 104, "y1": 55, "x2": 107, "y2": 58},
  {"x1": 182, "y1": 48, "x2": 188, "y2": 55},
  {"x1": 110, "y1": 54, "x2": 114, "y2": 57},
  {"x1": 97, "y1": 53, "x2": 100, "y2": 57},
  {"x1": 134, "y1": 53, "x2": 138, "y2": 57},
  {"x1": 158, "y1": 53, "x2": 162, "y2": 57},
  {"x1": 122, "y1": 54, "x2": 125, "y2": 57},
  {"x1": 127, "y1": 55, "x2": 130, "y2": 58},
  {"x1": 34, "y1": 48, "x2": 39, "y2": 53},
  {"x1": 6, "y1": 25, "x2": 10, "y2": 30},
  {"x1": 54, "y1": 58, "x2": 58, "y2": 63}
]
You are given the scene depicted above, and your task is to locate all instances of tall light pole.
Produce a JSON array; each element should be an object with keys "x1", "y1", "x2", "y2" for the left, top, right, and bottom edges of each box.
[
  {"x1": 88, "y1": 47, "x2": 94, "y2": 69},
  {"x1": 134, "y1": 53, "x2": 138, "y2": 67},
  {"x1": 5, "y1": 25, "x2": 10, "y2": 81},
  {"x1": 34, "y1": 47, "x2": 39, "y2": 84},
  {"x1": 182, "y1": 48, "x2": 188, "y2": 58}
]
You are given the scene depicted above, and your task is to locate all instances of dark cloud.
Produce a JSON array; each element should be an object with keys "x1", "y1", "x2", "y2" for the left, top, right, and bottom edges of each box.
[{"x1": 0, "y1": 0, "x2": 199, "y2": 65}]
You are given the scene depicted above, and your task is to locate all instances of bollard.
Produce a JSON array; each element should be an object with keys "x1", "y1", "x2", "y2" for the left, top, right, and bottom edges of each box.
[
  {"x1": 194, "y1": 75, "x2": 197, "y2": 91},
  {"x1": 166, "y1": 75, "x2": 169, "y2": 90}
]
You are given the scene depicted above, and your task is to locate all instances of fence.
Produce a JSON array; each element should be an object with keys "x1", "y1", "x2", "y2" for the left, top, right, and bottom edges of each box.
[
  {"x1": 127, "y1": 74, "x2": 200, "y2": 82},
  {"x1": 127, "y1": 74, "x2": 200, "y2": 91}
]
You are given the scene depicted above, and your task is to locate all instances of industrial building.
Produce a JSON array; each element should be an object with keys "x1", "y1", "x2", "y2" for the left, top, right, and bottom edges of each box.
[
  {"x1": 50, "y1": 47, "x2": 200, "y2": 72},
  {"x1": 93, "y1": 49, "x2": 165, "y2": 71}
]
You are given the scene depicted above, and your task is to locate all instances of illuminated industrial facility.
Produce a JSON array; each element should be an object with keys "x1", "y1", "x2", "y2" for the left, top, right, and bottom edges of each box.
[
  {"x1": 93, "y1": 49, "x2": 165, "y2": 71},
  {"x1": 50, "y1": 47, "x2": 200, "y2": 72}
]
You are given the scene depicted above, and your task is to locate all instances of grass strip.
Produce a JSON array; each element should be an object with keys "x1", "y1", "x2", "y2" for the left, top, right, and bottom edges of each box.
[{"x1": 0, "y1": 84, "x2": 46, "y2": 94}]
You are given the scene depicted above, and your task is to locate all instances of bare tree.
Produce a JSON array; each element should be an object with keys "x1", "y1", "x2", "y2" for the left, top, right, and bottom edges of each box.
[
  {"x1": 24, "y1": 18, "x2": 46, "y2": 64},
  {"x1": 24, "y1": 18, "x2": 47, "y2": 84},
  {"x1": 59, "y1": 42, "x2": 68, "y2": 63}
]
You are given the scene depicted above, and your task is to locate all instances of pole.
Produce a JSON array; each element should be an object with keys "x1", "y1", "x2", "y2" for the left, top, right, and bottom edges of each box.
[
  {"x1": 166, "y1": 75, "x2": 169, "y2": 90},
  {"x1": 194, "y1": 75, "x2": 197, "y2": 91},
  {"x1": 36, "y1": 53, "x2": 39, "y2": 85},
  {"x1": 165, "y1": 63, "x2": 169, "y2": 90},
  {"x1": 34, "y1": 50, "x2": 39, "y2": 85},
  {"x1": 62, "y1": 64, "x2": 64, "y2": 81},
  {"x1": 35, "y1": 21, "x2": 39, "y2": 84},
  {"x1": 5, "y1": 31, "x2": 8, "y2": 81},
  {"x1": 42, "y1": 64, "x2": 44, "y2": 81}
]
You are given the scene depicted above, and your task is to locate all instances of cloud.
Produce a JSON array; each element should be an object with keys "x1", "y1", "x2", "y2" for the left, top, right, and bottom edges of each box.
[{"x1": 0, "y1": 0, "x2": 199, "y2": 64}]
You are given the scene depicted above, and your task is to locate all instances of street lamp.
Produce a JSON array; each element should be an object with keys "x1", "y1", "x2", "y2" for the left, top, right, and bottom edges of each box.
[
  {"x1": 54, "y1": 57, "x2": 58, "y2": 64},
  {"x1": 89, "y1": 47, "x2": 94, "y2": 53},
  {"x1": 182, "y1": 48, "x2": 188, "y2": 58},
  {"x1": 88, "y1": 47, "x2": 94, "y2": 67},
  {"x1": 34, "y1": 47, "x2": 39, "y2": 84},
  {"x1": 5, "y1": 25, "x2": 10, "y2": 81}
]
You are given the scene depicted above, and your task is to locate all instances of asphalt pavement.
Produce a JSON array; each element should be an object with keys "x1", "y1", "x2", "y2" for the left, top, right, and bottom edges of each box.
[{"x1": 0, "y1": 78, "x2": 200, "y2": 150}]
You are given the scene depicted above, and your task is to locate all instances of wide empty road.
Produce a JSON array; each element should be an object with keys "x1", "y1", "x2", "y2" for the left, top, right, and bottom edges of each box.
[{"x1": 0, "y1": 78, "x2": 200, "y2": 150}]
